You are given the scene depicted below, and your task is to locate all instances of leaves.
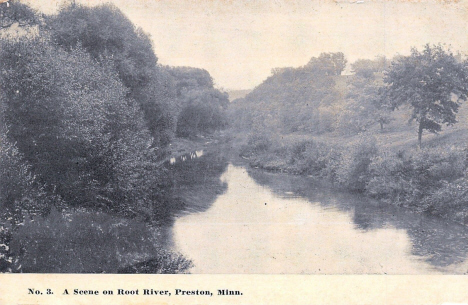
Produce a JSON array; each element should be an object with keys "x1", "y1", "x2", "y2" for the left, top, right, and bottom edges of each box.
[{"x1": 383, "y1": 44, "x2": 468, "y2": 141}]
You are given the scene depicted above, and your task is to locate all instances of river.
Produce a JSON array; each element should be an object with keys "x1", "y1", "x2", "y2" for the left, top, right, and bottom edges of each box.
[{"x1": 167, "y1": 148, "x2": 468, "y2": 274}]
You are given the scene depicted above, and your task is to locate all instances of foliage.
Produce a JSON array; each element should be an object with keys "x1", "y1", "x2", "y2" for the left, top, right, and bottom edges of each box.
[
  {"x1": 167, "y1": 66, "x2": 214, "y2": 99},
  {"x1": 0, "y1": 124, "x2": 56, "y2": 272},
  {"x1": 48, "y1": 3, "x2": 175, "y2": 148},
  {"x1": 287, "y1": 140, "x2": 339, "y2": 176},
  {"x1": 117, "y1": 252, "x2": 193, "y2": 274},
  {"x1": 366, "y1": 151, "x2": 418, "y2": 205},
  {"x1": 240, "y1": 133, "x2": 275, "y2": 157},
  {"x1": 0, "y1": 224, "x2": 18, "y2": 272},
  {"x1": 231, "y1": 53, "x2": 344, "y2": 134},
  {"x1": 0, "y1": 37, "x2": 168, "y2": 218},
  {"x1": 305, "y1": 52, "x2": 347, "y2": 76},
  {"x1": 49, "y1": 3, "x2": 156, "y2": 91},
  {"x1": 422, "y1": 177, "x2": 468, "y2": 224},
  {"x1": 367, "y1": 146, "x2": 467, "y2": 207},
  {"x1": 383, "y1": 44, "x2": 468, "y2": 147},
  {"x1": 337, "y1": 58, "x2": 394, "y2": 134},
  {"x1": 351, "y1": 56, "x2": 388, "y2": 78},
  {"x1": 335, "y1": 136, "x2": 378, "y2": 191},
  {"x1": 167, "y1": 67, "x2": 229, "y2": 138},
  {"x1": 0, "y1": 0, "x2": 38, "y2": 30}
]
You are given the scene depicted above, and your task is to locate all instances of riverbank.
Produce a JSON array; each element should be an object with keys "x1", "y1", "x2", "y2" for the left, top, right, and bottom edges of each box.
[
  {"x1": 165, "y1": 130, "x2": 233, "y2": 161},
  {"x1": 236, "y1": 131, "x2": 468, "y2": 227}
]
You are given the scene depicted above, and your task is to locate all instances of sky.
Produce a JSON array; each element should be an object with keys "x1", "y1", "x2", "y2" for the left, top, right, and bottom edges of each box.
[{"x1": 25, "y1": 0, "x2": 468, "y2": 90}]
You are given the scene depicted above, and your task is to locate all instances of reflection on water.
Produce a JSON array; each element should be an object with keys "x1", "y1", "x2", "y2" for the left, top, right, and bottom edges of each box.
[{"x1": 172, "y1": 161, "x2": 468, "y2": 274}]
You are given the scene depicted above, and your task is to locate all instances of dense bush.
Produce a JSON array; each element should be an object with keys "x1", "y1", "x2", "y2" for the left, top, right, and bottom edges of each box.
[
  {"x1": 366, "y1": 146, "x2": 467, "y2": 207},
  {"x1": 0, "y1": 127, "x2": 56, "y2": 272},
  {"x1": 288, "y1": 140, "x2": 337, "y2": 175},
  {"x1": 240, "y1": 133, "x2": 275, "y2": 157},
  {"x1": 0, "y1": 37, "x2": 169, "y2": 219},
  {"x1": 0, "y1": 130, "x2": 51, "y2": 224},
  {"x1": 422, "y1": 177, "x2": 468, "y2": 224},
  {"x1": 0, "y1": 225, "x2": 18, "y2": 273},
  {"x1": 176, "y1": 88, "x2": 228, "y2": 138},
  {"x1": 366, "y1": 152, "x2": 417, "y2": 205},
  {"x1": 335, "y1": 136, "x2": 378, "y2": 191}
]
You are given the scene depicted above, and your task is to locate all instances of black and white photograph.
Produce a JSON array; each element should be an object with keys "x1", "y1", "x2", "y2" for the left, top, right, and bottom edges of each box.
[{"x1": 1, "y1": 0, "x2": 468, "y2": 281}]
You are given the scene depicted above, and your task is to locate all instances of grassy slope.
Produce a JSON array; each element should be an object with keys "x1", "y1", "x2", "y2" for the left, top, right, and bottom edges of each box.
[{"x1": 275, "y1": 74, "x2": 468, "y2": 152}]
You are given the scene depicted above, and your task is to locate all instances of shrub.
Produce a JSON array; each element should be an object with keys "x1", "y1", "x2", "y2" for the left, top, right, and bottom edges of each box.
[
  {"x1": 336, "y1": 135, "x2": 378, "y2": 191},
  {"x1": 0, "y1": 129, "x2": 51, "y2": 224},
  {"x1": 0, "y1": 224, "x2": 20, "y2": 272},
  {"x1": 0, "y1": 128, "x2": 55, "y2": 272},
  {"x1": 422, "y1": 177, "x2": 468, "y2": 224},
  {"x1": 366, "y1": 152, "x2": 416, "y2": 205},
  {"x1": 0, "y1": 37, "x2": 168, "y2": 219},
  {"x1": 288, "y1": 140, "x2": 334, "y2": 175},
  {"x1": 411, "y1": 146, "x2": 467, "y2": 187},
  {"x1": 240, "y1": 133, "x2": 275, "y2": 157},
  {"x1": 366, "y1": 145, "x2": 467, "y2": 207}
]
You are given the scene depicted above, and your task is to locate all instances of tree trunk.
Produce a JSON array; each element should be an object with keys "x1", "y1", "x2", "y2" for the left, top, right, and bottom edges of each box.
[{"x1": 418, "y1": 122, "x2": 423, "y2": 149}]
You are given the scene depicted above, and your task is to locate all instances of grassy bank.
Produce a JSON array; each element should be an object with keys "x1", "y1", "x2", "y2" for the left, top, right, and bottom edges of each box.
[{"x1": 239, "y1": 126, "x2": 468, "y2": 225}]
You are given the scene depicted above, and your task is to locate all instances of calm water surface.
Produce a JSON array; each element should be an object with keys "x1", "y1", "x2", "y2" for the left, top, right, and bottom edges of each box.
[{"x1": 169, "y1": 151, "x2": 468, "y2": 274}]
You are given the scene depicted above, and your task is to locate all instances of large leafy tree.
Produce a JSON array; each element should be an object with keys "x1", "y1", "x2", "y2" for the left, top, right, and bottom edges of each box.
[
  {"x1": 306, "y1": 52, "x2": 347, "y2": 76},
  {"x1": 167, "y1": 67, "x2": 229, "y2": 138},
  {"x1": 48, "y1": 3, "x2": 175, "y2": 149},
  {"x1": 176, "y1": 88, "x2": 229, "y2": 138},
  {"x1": 0, "y1": 37, "x2": 167, "y2": 218},
  {"x1": 384, "y1": 44, "x2": 468, "y2": 147},
  {"x1": 338, "y1": 57, "x2": 393, "y2": 134}
]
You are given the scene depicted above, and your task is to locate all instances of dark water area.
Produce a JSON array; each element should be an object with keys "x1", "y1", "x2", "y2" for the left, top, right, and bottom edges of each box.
[{"x1": 168, "y1": 147, "x2": 468, "y2": 274}]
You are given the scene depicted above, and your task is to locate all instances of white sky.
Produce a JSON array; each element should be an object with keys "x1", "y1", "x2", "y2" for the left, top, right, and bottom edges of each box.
[{"x1": 25, "y1": 0, "x2": 468, "y2": 90}]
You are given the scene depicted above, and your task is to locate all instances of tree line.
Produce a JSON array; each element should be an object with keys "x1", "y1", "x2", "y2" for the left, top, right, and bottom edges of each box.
[
  {"x1": 231, "y1": 46, "x2": 468, "y2": 147},
  {"x1": 233, "y1": 44, "x2": 468, "y2": 228}
]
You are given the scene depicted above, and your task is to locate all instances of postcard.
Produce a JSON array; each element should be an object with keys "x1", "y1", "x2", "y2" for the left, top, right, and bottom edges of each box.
[{"x1": 1, "y1": 0, "x2": 468, "y2": 304}]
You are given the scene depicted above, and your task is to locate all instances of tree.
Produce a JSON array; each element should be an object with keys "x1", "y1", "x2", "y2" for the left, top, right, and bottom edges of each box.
[
  {"x1": 306, "y1": 52, "x2": 347, "y2": 76},
  {"x1": 0, "y1": 37, "x2": 168, "y2": 218},
  {"x1": 48, "y1": 3, "x2": 175, "y2": 150},
  {"x1": 165, "y1": 67, "x2": 229, "y2": 138},
  {"x1": 351, "y1": 56, "x2": 388, "y2": 78},
  {"x1": 229, "y1": 53, "x2": 343, "y2": 134},
  {"x1": 176, "y1": 88, "x2": 229, "y2": 138},
  {"x1": 0, "y1": 0, "x2": 38, "y2": 30},
  {"x1": 338, "y1": 57, "x2": 394, "y2": 134},
  {"x1": 384, "y1": 45, "x2": 468, "y2": 147}
]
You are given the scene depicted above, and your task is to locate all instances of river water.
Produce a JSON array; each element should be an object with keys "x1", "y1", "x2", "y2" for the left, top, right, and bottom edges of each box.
[{"x1": 168, "y1": 149, "x2": 468, "y2": 274}]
